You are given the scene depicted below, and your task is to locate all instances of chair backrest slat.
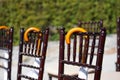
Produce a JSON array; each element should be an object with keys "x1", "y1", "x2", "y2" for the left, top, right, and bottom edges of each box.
[
  {"x1": 89, "y1": 35, "x2": 96, "y2": 65},
  {"x1": 78, "y1": 34, "x2": 83, "y2": 63},
  {"x1": 83, "y1": 35, "x2": 89, "y2": 63},
  {"x1": 73, "y1": 34, "x2": 77, "y2": 62},
  {"x1": 67, "y1": 44, "x2": 70, "y2": 61}
]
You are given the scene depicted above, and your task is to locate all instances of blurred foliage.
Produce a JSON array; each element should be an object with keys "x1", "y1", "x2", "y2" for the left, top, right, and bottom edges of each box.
[{"x1": 0, "y1": 0, "x2": 120, "y2": 45}]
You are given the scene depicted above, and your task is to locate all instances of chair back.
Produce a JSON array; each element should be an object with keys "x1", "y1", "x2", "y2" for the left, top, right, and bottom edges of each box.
[
  {"x1": 58, "y1": 27, "x2": 106, "y2": 80},
  {"x1": 0, "y1": 26, "x2": 14, "y2": 80},
  {"x1": 47, "y1": 20, "x2": 104, "y2": 80},
  {"x1": 17, "y1": 27, "x2": 49, "y2": 80},
  {"x1": 78, "y1": 20, "x2": 103, "y2": 33},
  {"x1": 116, "y1": 17, "x2": 120, "y2": 71}
]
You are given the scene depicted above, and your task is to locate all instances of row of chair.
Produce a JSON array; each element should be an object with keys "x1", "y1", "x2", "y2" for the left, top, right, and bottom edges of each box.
[
  {"x1": 0, "y1": 17, "x2": 119, "y2": 80},
  {"x1": 0, "y1": 27, "x2": 49, "y2": 80}
]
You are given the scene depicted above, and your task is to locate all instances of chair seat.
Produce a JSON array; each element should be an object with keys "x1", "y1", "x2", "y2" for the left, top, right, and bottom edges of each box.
[
  {"x1": 88, "y1": 72, "x2": 120, "y2": 80},
  {"x1": 47, "y1": 63, "x2": 94, "y2": 77},
  {"x1": 47, "y1": 64, "x2": 79, "y2": 76}
]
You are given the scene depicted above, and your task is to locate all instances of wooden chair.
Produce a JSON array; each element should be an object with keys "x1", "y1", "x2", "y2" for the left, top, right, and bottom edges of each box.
[
  {"x1": 0, "y1": 26, "x2": 14, "y2": 80},
  {"x1": 58, "y1": 27, "x2": 106, "y2": 80},
  {"x1": 17, "y1": 27, "x2": 49, "y2": 80},
  {"x1": 116, "y1": 17, "x2": 120, "y2": 71},
  {"x1": 47, "y1": 20, "x2": 103, "y2": 80}
]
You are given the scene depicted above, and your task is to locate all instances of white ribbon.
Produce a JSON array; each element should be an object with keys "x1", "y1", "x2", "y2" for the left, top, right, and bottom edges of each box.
[{"x1": 78, "y1": 66, "x2": 88, "y2": 80}]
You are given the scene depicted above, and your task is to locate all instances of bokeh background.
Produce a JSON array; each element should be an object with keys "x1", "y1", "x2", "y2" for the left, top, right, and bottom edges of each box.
[{"x1": 0, "y1": 0, "x2": 120, "y2": 45}]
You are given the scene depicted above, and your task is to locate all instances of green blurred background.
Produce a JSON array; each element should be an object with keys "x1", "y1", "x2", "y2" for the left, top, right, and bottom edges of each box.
[{"x1": 0, "y1": 0, "x2": 120, "y2": 45}]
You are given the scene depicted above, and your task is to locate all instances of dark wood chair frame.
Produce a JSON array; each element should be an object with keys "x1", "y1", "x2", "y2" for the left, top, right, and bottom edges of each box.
[
  {"x1": 48, "y1": 20, "x2": 103, "y2": 80},
  {"x1": 0, "y1": 27, "x2": 14, "y2": 80},
  {"x1": 58, "y1": 27, "x2": 106, "y2": 80},
  {"x1": 116, "y1": 17, "x2": 120, "y2": 71},
  {"x1": 17, "y1": 27, "x2": 49, "y2": 80}
]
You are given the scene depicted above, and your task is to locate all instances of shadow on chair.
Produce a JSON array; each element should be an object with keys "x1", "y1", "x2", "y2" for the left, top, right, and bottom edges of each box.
[
  {"x1": 47, "y1": 20, "x2": 104, "y2": 80},
  {"x1": 58, "y1": 27, "x2": 106, "y2": 80},
  {"x1": 16, "y1": 27, "x2": 49, "y2": 80},
  {"x1": 0, "y1": 26, "x2": 14, "y2": 80}
]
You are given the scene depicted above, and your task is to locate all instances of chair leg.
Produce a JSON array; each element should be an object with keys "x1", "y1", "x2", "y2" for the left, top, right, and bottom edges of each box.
[
  {"x1": 49, "y1": 75, "x2": 52, "y2": 80},
  {"x1": 116, "y1": 62, "x2": 120, "y2": 71}
]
